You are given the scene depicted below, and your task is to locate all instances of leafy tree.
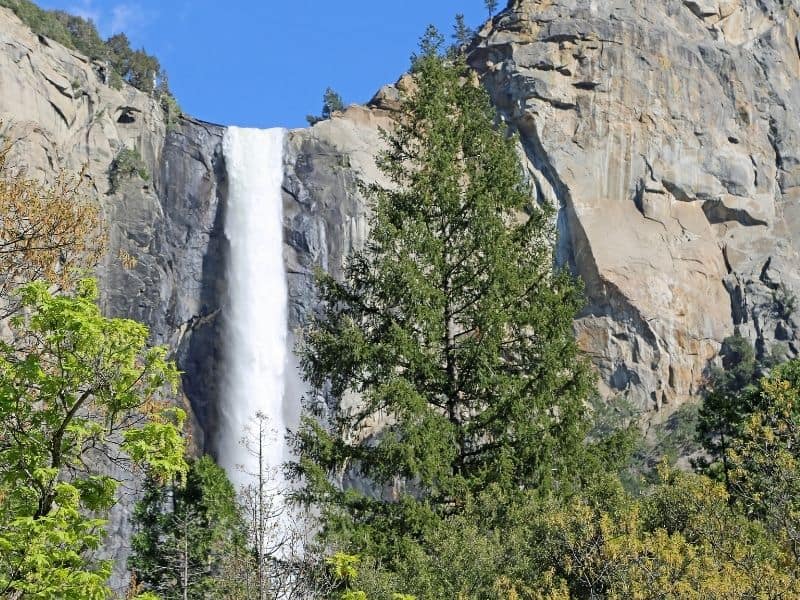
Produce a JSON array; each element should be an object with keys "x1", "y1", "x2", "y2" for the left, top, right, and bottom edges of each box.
[
  {"x1": 484, "y1": 0, "x2": 499, "y2": 17},
  {"x1": 531, "y1": 470, "x2": 799, "y2": 599},
  {"x1": 0, "y1": 138, "x2": 104, "y2": 316},
  {"x1": 728, "y1": 359, "x2": 800, "y2": 563},
  {"x1": 129, "y1": 456, "x2": 251, "y2": 599},
  {"x1": 0, "y1": 483, "x2": 111, "y2": 599},
  {"x1": 291, "y1": 29, "x2": 593, "y2": 560},
  {"x1": 0, "y1": 279, "x2": 187, "y2": 597}
]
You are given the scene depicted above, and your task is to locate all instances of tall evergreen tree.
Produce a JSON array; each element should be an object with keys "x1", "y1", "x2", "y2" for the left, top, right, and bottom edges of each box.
[
  {"x1": 290, "y1": 28, "x2": 593, "y2": 558},
  {"x1": 129, "y1": 456, "x2": 252, "y2": 599},
  {"x1": 695, "y1": 332, "x2": 762, "y2": 487},
  {"x1": 451, "y1": 14, "x2": 474, "y2": 53}
]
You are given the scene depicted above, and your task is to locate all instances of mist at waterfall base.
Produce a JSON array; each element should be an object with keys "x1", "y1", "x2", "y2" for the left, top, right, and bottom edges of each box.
[{"x1": 217, "y1": 126, "x2": 301, "y2": 498}]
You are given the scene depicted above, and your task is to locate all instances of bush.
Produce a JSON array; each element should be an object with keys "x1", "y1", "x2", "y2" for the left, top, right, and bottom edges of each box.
[
  {"x1": 108, "y1": 147, "x2": 148, "y2": 193},
  {"x1": 160, "y1": 91, "x2": 183, "y2": 132}
]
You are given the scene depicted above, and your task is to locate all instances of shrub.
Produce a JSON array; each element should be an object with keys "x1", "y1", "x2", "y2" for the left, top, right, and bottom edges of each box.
[
  {"x1": 108, "y1": 147, "x2": 149, "y2": 193},
  {"x1": 160, "y1": 91, "x2": 183, "y2": 132}
]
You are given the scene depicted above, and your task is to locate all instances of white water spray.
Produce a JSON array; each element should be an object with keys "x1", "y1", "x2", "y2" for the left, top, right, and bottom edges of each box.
[{"x1": 218, "y1": 126, "x2": 290, "y2": 491}]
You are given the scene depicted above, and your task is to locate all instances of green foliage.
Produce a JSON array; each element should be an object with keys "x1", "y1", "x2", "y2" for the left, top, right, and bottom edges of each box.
[
  {"x1": 53, "y1": 9, "x2": 106, "y2": 60},
  {"x1": 0, "y1": 0, "x2": 170, "y2": 96},
  {"x1": 0, "y1": 483, "x2": 111, "y2": 599},
  {"x1": 161, "y1": 91, "x2": 183, "y2": 132},
  {"x1": 350, "y1": 472, "x2": 800, "y2": 599},
  {"x1": 621, "y1": 401, "x2": 702, "y2": 491},
  {"x1": 306, "y1": 87, "x2": 345, "y2": 125},
  {"x1": 130, "y1": 456, "x2": 250, "y2": 599},
  {"x1": 109, "y1": 68, "x2": 123, "y2": 90},
  {"x1": 0, "y1": 0, "x2": 76, "y2": 49},
  {"x1": 327, "y1": 552, "x2": 361, "y2": 584},
  {"x1": 728, "y1": 360, "x2": 800, "y2": 562},
  {"x1": 450, "y1": 13, "x2": 475, "y2": 53},
  {"x1": 109, "y1": 146, "x2": 149, "y2": 193},
  {"x1": 328, "y1": 553, "x2": 415, "y2": 600},
  {"x1": 695, "y1": 332, "x2": 761, "y2": 486},
  {"x1": 0, "y1": 279, "x2": 186, "y2": 597},
  {"x1": 484, "y1": 0, "x2": 499, "y2": 16},
  {"x1": 291, "y1": 28, "x2": 593, "y2": 562},
  {"x1": 106, "y1": 33, "x2": 165, "y2": 95}
]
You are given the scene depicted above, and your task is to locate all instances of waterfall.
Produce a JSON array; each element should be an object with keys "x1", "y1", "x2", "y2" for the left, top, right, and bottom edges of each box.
[{"x1": 218, "y1": 126, "x2": 290, "y2": 491}]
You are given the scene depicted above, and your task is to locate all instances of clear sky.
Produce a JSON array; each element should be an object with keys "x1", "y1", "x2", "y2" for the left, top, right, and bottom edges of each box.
[{"x1": 36, "y1": 1, "x2": 492, "y2": 129}]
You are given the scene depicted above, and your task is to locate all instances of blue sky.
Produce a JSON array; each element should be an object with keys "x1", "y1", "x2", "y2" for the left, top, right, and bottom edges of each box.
[{"x1": 37, "y1": 1, "x2": 492, "y2": 129}]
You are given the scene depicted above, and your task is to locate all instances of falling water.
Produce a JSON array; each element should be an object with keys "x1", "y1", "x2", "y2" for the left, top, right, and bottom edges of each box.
[{"x1": 218, "y1": 126, "x2": 289, "y2": 491}]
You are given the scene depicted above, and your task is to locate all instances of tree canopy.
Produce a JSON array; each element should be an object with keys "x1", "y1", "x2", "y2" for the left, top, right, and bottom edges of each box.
[{"x1": 0, "y1": 280, "x2": 187, "y2": 598}]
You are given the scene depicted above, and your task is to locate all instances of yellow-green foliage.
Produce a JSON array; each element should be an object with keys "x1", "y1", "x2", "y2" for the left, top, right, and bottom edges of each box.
[
  {"x1": 346, "y1": 471, "x2": 800, "y2": 599},
  {"x1": 535, "y1": 470, "x2": 800, "y2": 598},
  {"x1": 0, "y1": 279, "x2": 186, "y2": 597},
  {"x1": 728, "y1": 361, "x2": 800, "y2": 563}
]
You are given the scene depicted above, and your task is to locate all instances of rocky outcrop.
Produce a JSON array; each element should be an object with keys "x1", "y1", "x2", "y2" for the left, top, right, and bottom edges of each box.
[
  {"x1": 284, "y1": 106, "x2": 393, "y2": 327},
  {"x1": 471, "y1": 0, "x2": 800, "y2": 420}
]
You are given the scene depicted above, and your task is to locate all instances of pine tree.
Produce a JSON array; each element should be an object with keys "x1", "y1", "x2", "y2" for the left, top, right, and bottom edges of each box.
[
  {"x1": 306, "y1": 87, "x2": 345, "y2": 125},
  {"x1": 290, "y1": 29, "x2": 593, "y2": 558},
  {"x1": 322, "y1": 87, "x2": 345, "y2": 119},
  {"x1": 694, "y1": 332, "x2": 761, "y2": 487},
  {"x1": 451, "y1": 14, "x2": 474, "y2": 53},
  {"x1": 129, "y1": 456, "x2": 251, "y2": 599}
]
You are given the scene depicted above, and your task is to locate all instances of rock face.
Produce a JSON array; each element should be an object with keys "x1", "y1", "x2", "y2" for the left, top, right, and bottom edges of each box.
[
  {"x1": 2, "y1": 0, "x2": 800, "y2": 587},
  {"x1": 471, "y1": 0, "x2": 800, "y2": 420}
]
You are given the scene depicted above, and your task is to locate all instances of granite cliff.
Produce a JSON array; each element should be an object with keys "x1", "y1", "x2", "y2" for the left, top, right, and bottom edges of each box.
[
  {"x1": 472, "y1": 0, "x2": 800, "y2": 422},
  {"x1": 1, "y1": 0, "x2": 800, "y2": 584}
]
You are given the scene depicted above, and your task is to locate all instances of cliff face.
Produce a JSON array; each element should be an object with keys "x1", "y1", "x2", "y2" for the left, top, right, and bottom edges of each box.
[
  {"x1": 471, "y1": 0, "x2": 800, "y2": 418},
  {"x1": 1, "y1": 0, "x2": 800, "y2": 585}
]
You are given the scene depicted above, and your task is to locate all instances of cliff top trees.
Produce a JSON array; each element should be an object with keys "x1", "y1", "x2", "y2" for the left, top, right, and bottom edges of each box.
[
  {"x1": 0, "y1": 1, "x2": 170, "y2": 96},
  {"x1": 306, "y1": 88, "x2": 346, "y2": 125},
  {"x1": 291, "y1": 28, "x2": 593, "y2": 558}
]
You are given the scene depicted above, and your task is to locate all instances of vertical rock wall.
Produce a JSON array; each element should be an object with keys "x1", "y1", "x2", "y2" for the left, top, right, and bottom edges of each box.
[{"x1": 471, "y1": 0, "x2": 800, "y2": 420}]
